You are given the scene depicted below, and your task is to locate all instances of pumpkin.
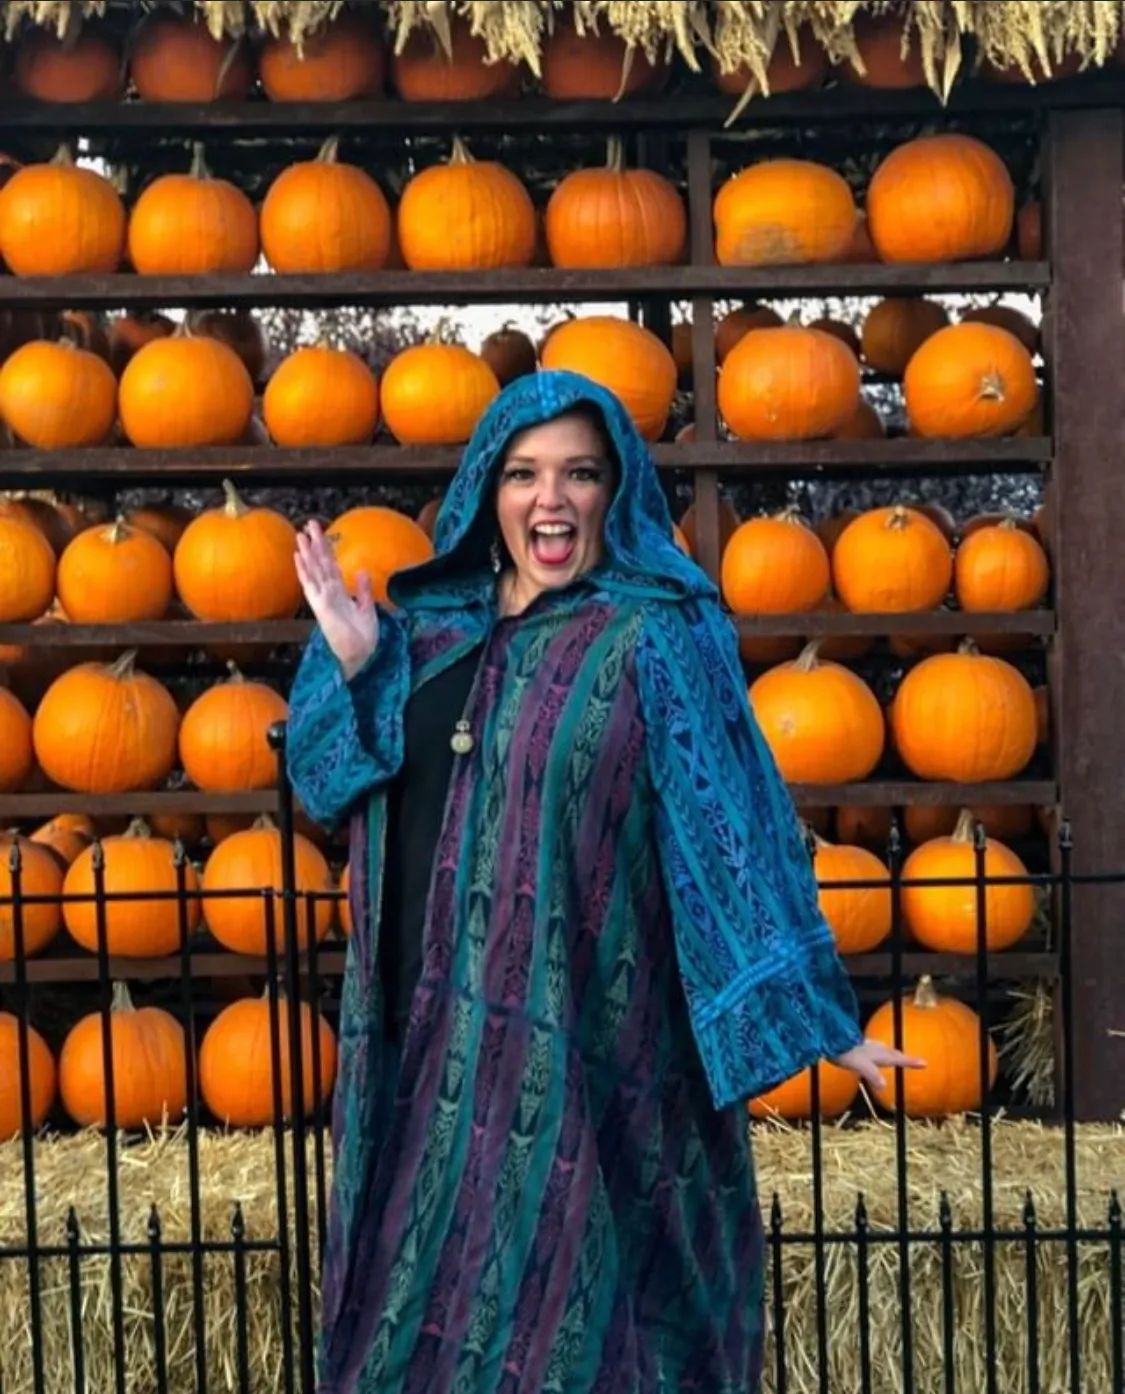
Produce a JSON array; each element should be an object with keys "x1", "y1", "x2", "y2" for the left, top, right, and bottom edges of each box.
[
  {"x1": 915, "y1": 502, "x2": 958, "y2": 542},
  {"x1": 954, "y1": 518, "x2": 1049, "y2": 613},
  {"x1": 712, "y1": 28, "x2": 828, "y2": 99},
  {"x1": 903, "y1": 803, "x2": 1034, "y2": 844},
  {"x1": 29, "y1": 813, "x2": 94, "y2": 866},
  {"x1": 679, "y1": 495, "x2": 741, "y2": 557},
  {"x1": 57, "y1": 309, "x2": 112, "y2": 363},
  {"x1": 391, "y1": 17, "x2": 521, "y2": 102},
  {"x1": 264, "y1": 341, "x2": 379, "y2": 447},
  {"x1": 832, "y1": 506, "x2": 953, "y2": 613},
  {"x1": 108, "y1": 312, "x2": 175, "y2": 374},
  {"x1": 202, "y1": 817, "x2": 334, "y2": 955},
  {"x1": 832, "y1": 398, "x2": 885, "y2": 440},
  {"x1": 739, "y1": 634, "x2": 802, "y2": 666},
  {"x1": 840, "y1": 213, "x2": 879, "y2": 263},
  {"x1": 179, "y1": 665, "x2": 288, "y2": 792},
  {"x1": 814, "y1": 510, "x2": 859, "y2": 559},
  {"x1": 129, "y1": 11, "x2": 252, "y2": 102},
  {"x1": 338, "y1": 863, "x2": 352, "y2": 937},
  {"x1": 381, "y1": 341, "x2": 500, "y2": 446},
  {"x1": 749, "y1": 1060, "x2": 859, "y2": 1121},
  {"x1": 56, "y1": 518, "x2": 173, "y2": 624},
  {"x1": 14, "y1": 26, "x2": 123, "y2": 102},
  {"x1": 59, "y1": 982, "x2": 187, "y2": 1128},
  {"x1": 861, "y1": 298, "x2": 949, "y2": 376},
  {"x1": 260, "y1": 136, "x2": 392, "y2": 274},
  {"x1": 1034, "y1": 686, "x2": 1049, "y2": 747},
  {"x1": 868, "y1": 134, "x2": 1014, "y2": 263},
  {"x1": 128, "y1": 142, "x2": 259, "y2": 275},
  {"x1": 714, "y1": 159, "x2": 856, "y2": 266},
  {"x1": 835, "y1": 805, "x2": 893, "y2": 849},
  {"x1": 749, "y1": 642, "x2": 885, "y2": 783},
  {"x1": 905, "y1": 323, "x2": 1037, "y2": 438},
  {"x1": 540, "y1": 316, "x2": 677, "y2": 442},
  {"x1": 0, "y1": 1014, "x2": 55, "y2": 1138},
  {"x1": 901, "y1": 809, "x2": 1035, "y2": 953},
  {"x1": 259, "y1": 11, "x2": 386, "y2": 101},
  {"x1": 865, "y1": 976, "x2": 997, "y2": 1117},
  {"x1": 960, "y1": 305, "x2": 1040, "y2": 357},
  {"x1": 960, "y1": 512, "x2": 1037, "y2": 541},
  {"x1": 0, "y1": 338, "x2": 117, "y2": 450},
  {"x1": 415, "y1": 494, "x2": 444, "y2": 539},
  {"x1": 841, "y1": 12, "x2": 927, "y2": 87},
  {"x1": 720, "y1": 507, "x2": 830, "y2": 615},
  {"x1": 813, "y1": 836, "x2": 892, "y2": 954},
  {"x1": 715, "y1": 304, "x2": 784, "y2": 362},
  {"x1": 199, "y1": 992, "x2": 338, "y2": 1126},
  {"x1": 0, "y1": 495, "x2": 85, "y2": 557},
  {"x1": 479, "y1": 324, "x2": 537, "y2": 386},
  {"x1": 327, "y1": 506, "x2": 434, "y2": 604},
  {"x1": 174, "y1": 481, "x2": 300, "y2": 622},
  {"x1": 63, "y1": 818, "x2": 201, "y2": 957},
  {"x1": 1017, "y1": 202, "x2": 1042, "y2": 260},
  {"x1": 0, "y1": 834, "x2": 64, "y2": 959},
  {"x1": 0, "y1": 145, "x2": 125, "y2": 276},
  {"x1": 0, "y1": 513, "x2": 56, "y2": 622},
  {"x1": 812, "y1": 595, "x2": 875, "y2": 663},
  {"x1": 399, "y1": 136, "x2": 536, "y2": 271},
  {"x1": 33, "y1": 651, "x2": 180, "y2": 793},
  {"x1": 190, "y1": 309, "x2": 270, "y2": 386},
  {"x1": 124, "y1": 502, "x2": 191, "y2": 554},
  {"x1": 719, "y1": 326, "x2": 860, "y2": 441},
  {"x1": 546, "y1": 136, "x2": 686, "y2": 269},
  {"x1": 541, "y1": 15, "x2": 666, "y2": 99},
  {"x1": 671, "y1": 321, "x2": 693, "y2": 382},
  {"x1": 891, "y1": 641, "x2": 1037, "y2": 782},
  {"x1": 0, "y1": 688, "x2": 32, "y2": 792},
  {"x1": 808, "y1": 317, "x2": 861, "y2": 358},
  {"x1": 119, "y1": 326, "x2": 254, "y2": 448}
]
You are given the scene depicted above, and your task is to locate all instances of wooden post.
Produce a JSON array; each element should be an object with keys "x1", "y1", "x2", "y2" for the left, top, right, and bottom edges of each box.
[
  {"x1": 686, "y1": 128, "x2": 722, "y2": 583},
  {"x1": 1043, "y1": 108, "x2": 1125, "y2": 1121}
]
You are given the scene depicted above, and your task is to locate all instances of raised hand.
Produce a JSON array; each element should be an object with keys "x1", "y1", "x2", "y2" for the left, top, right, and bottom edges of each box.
[
  {"x1": 295, "y1": 521, "x2": 379, "y2": 680},
  {"x1": 832, "y1": 1038, "x2": 928, "y2": 1093}
]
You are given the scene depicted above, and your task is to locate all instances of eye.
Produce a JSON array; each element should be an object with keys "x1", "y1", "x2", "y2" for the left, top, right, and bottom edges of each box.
[
  {"x1": 570, "y1": 466, "x2": 604, "y2": 484},
  {"x1": 501, "y1": 466, "x2": 534, "y2": 484}
]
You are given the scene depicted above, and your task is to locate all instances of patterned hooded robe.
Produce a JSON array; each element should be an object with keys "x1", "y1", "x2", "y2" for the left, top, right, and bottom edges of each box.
[{"x1": 287, "y1": 371, "x2": 863, "y2": 1394}]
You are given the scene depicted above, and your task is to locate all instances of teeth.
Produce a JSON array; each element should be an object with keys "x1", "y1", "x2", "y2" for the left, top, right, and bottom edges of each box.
[{"x1": 532, "y1": 524, "x2": 574, "y2": 537}]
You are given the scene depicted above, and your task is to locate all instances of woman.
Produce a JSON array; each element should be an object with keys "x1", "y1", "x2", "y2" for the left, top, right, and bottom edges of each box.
[{"x1": 287, "y1": 370, "x2": 918, "y2": 1394}]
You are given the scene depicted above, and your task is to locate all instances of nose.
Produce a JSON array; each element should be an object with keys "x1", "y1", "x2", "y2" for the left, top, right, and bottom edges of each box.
[{"x1": 535, "y1": 471, "x2": 566, "y2": 509}]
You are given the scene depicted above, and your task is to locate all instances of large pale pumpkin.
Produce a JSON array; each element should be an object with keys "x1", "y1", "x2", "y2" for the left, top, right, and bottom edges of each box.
[
  {"x1": 179, "y1": 665, "x2": 288, "y2": 792},
  {"x1": 0, "y1": 513, "x2": 56, "y2": 621},
  {"x1": 868, "y1": 134, "x2": 1014, "y2": 263},
  {"x1": 749, "y1": 1060, "x2": 859, "y2": 1121},
  {"x1": 0, "y1": 145, "x2": 125, "y2": 276},
  {"x1": 954, "y1": 518, "x2": 1049, "y2": 612},
  {"x1": 264, "y1": 342, "x2": 379, "y2": 447},
  {"x1": 719, "y1": 326, "x2": 860, "y2": 440},
  {"x1": 399, "y1": 136, "x2": 536, "y2": 271},
  {"x1": 381, "y1": 341, "x2": 499, "y2": 446},
  {"x1": 14, "y1": 27, "x2": 123, "y2": 102},
  {"x1": 749, "y1": 642, "x2": 885, "y2": 783},
  {"x1": 813, "y1": 837, "x2": 892, "y2": 954},
  {"x1": 0, "y1": 834, "x2": 63, "y2": 960},
  {"x1": 119, "y1": 327, "x2": 254, "y2": 448},
  {"x1": 327, "y1": 506, "x2": 434, "y2": 604},
  {"x1": 832, "y1": 506, "x2": 953, "y2": 613},
  {"x1": 173, "y1": 480, "x2": 301, "y2": 622},
  {"x1": 891, "y1": 642, "x2": 1037, "y2": 782},
  {"x1": 905, "y1": 323, "x2": 1037, "y2": 438},
  {"x1": 0, "y1": 688, "x2": 33, "y2": 792},
  {"x1": 865, "y1": 976, "x2": 997, "y2": 1117},
  {"x1": 714, "y1": 159, "x2": 856, "y2": 266},
  {"x1": 721, "y1": 507, "x2": 830, "y2": 615},
  {"x1": 259, "y1": 11, "x2": 386, "y2": 101},
  {"x1": 33, "y1": 651, "x2": 180, "y2": 793},
  {"x1": 128, "y1": 142, "x2": 259, "y2": 275},
  {"x1": 0, "y1": 1013, "x2": 55, "y2": 1138},
  {"x1": 129, "y1": 11, "x2": 252, "y2": 101},
  {"x1": 57, "y1": 518, "x2": 173, "y2": 624},
  {"x1": 0, "y1": 339, "x2": 117, "y2": 449},
  {"x1": 541, "y1": 317, "x2": 677, "y2": 441},
  {"x1": 546, "y1": 136, "x2": 686, "y2": 269},
  {"x1": 861, "y1": 297, "x2": 949, "y2": 376},
  {"x1": 63, "y1": 818, "x2": 201, "y2": 957}
]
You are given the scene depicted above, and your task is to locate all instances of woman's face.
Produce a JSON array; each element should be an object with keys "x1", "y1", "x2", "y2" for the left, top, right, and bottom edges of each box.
[{"x1": 495, "y1": 412, "x2": 614, "y2": 602}]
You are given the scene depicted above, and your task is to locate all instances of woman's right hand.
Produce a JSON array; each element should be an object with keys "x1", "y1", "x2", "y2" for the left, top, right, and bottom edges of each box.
[{"x1": 295, "y1": 521, "x2": 379, "y2": 681}]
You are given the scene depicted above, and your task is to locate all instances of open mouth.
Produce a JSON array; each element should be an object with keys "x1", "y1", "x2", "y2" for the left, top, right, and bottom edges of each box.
[{"x1": 529, "y1": 522, "x2": 578, "y2": 567}]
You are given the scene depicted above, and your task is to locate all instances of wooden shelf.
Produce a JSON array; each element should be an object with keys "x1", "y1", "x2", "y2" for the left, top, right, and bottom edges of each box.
[
  {"x1": 736, "y1": 611, "x2": 1055, "y2": 638},
  {"x1": 789, "y1": 781, "x2": 1057, "y2": 807}
]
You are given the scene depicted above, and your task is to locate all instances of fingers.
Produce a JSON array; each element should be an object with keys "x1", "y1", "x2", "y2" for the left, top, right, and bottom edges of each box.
[{"x1": 355, "y1": 571, "x2": 375, "y2": 611}]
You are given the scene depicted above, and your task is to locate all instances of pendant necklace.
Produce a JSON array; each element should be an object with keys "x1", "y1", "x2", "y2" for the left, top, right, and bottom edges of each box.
[{"x1": 449, "y1": 571, "x2": 509, "y2": 756}]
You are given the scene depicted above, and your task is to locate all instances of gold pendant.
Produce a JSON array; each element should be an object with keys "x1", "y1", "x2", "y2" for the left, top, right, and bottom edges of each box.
[{"x1": 451, "y1": 722, "x2": 475, "y2": 756}]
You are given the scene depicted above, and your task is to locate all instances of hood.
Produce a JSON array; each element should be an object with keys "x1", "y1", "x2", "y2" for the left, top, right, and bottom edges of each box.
[{"x1": 389, "y1": 369, "x2": 715, "y2": 614}]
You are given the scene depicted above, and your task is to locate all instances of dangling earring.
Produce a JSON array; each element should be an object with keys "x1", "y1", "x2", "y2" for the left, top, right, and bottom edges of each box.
[{"x1": 490, "y1": 538, "x2": 502, "y2": 574}]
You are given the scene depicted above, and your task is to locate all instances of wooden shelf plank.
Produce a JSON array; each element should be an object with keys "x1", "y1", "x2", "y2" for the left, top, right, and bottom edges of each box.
[
  {"x1": 790, "y1": 781, "x2": 1057, "y2": 807},
  {"x1": 736, "y1": 611, "x2": 1056, "y2": 637}
]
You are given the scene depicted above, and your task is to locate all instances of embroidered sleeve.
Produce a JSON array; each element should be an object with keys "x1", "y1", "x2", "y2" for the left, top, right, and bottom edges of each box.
[
  {"x1": 285, "y1": 612, "x2": 410, "y2": 827},
  {"x1": 637, "y1": 602, "x2": 862, "y2": 1109}
]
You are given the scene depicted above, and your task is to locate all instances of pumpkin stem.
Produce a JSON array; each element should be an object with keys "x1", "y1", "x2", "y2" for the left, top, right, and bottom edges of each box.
[
  {"x1": 886, "y1": 506, "x2": 912, "y2": 531},
  {"x1": 252, "y1": 814, "x2": 278, "y2": 832},
  {"x1": 123, "y1": 817, "x2": 153, "y2": 840},
  {"x1": 105, "y1": 516, "x2": 128, "y2": 544},
  {"x1": 605, "y1": 135, "x2": 626, "y2": 173},
  {"x1": 172, "y1": 320, "x2": 196, "y2": 341},
  {"x1": 107, "y1": 650, "x2": 138, "y2": 680},
  {"x1": 225, "y1": 660, "x2": 245, "y2": 684},
  {"x1": 998, "y1": 516, "x2": 1020, "y2": 532},
  {"x1": 110, "y1": 980, "x2": 136, "y2": 1014},
  {"x1": 793, "y1": 640, "x2": 822, "y2": 673},
  {"x1": 978, "y1": 371, "x2": 1006, "y2": 403},
  {"x1": 188, "y1": 141, "x2": 211, "y2": 180},
  {"x1": 775, "y1": 504, "x2": 805, "y2": 525},
  {"x1": 913, "y1": 975, "x2": 939, "y2": 1010},
  {"x1": 316, "y1": 135, "x2": 342, "y2": 165},
  {"x1": 221, "y1": 479, "x2": 248, "y2": 519},
  {"x1": 449, "y1": 135, "x2": 474, "y2": 166},
  {"x1": 957, "y1": 638, "x2": 981, "y2": 656},
  {"x1": 951, "y1": 809, "x2": 977, "y2": 844},
  {"x1": 50, "y1": 144, "x2": 76, "y2": 169}
]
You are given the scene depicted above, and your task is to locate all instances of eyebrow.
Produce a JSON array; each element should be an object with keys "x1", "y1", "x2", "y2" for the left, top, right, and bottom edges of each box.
[{"x1": 503, "y1": 454, "x2": 608, "y2": 465}]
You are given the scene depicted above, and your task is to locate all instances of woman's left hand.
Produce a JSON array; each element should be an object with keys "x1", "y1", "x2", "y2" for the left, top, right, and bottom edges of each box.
[{"x1": 832, "y1": 1039, "x2": 928, "y2": 1092}]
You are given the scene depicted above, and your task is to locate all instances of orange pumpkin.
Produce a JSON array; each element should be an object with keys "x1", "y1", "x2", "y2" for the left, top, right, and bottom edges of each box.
[
  {"x1": 129, "y1": 11, "x2": 253, "y2": 101},
  {"x1": 815, "y1": 510, "x2": 859, "y2": 559},
  {"x1": 868, "y1": 133, "x2": 1014, "y2": 263},
  {"x1": 546, "y1": 136, "x2": 686, "y2": 269},
  {"x1": 960, "y1": 305, "x2": 1040, "y2": 357},
  {"x1": 108, "y1": 311, "x2": 175, "y2": 374},
  {"x1": 59, "y1": 982, "x2": 187, "y2": 1128},
  {"x1": 905, "y1": 323, "x2": 1037, "y2": 439},
  {"x1": 1017, "y1": 201, "x2": 1042, "y2": 260},
  {"x1": 714, "y1": 159, "x2": 856, "y2": 266},
  {"x1": 391, "y1": 17, "x2": 521, "y2": 102},
  {"x1": 749, "y1": 1060, "x2": 859, "y2": 1121},
  {"x1": 174, "y1": 481, "x2": 301, "y2": 622},
  {"x1": 0, "y1": 338, "x2": 117, "y2": 450},
  {"x1": 720, "y1": 507, "x2": 830, "y2": 615},
  {"x1": 712, "y1": 28, "x2": 828, "y2": 99},
  {"x1": 124, "y1": 502, "x2": 192, "y2": 554},
  {"x1": 0, "y1": 834, "x2": 64, "y2": 960},
  {"x1": 832, "y1": 398, "x2": 885, "y2": 440},
  {"x1": 399, "y1": 136, "x2": 536, "y2": 271},
  {"x1": 842, "y1": 12, "x2": 927, "y2": 87},
  {"x1": 679, "y1": 495, "x2": 741, "y2": 558},
  {"x1": 813, "y1": 836, "x2": 891, "y2": 954},
  {"x1": 866, "y1": 976, "x2": 997, "y2": 1117},
  {"x1": 14, "y1": 26, "x2": 122, "y2": 102},
  {"x1": 808, "y1": 317, "x2": 861, "y2": 358},
  {"x1": 715, "y1": 304, "x2": 784, "y2": 362},
  {"x1": 259, "y1": 11, "x2": 386, "y2": 101},
  {"x1": 839, "y1": 212, "x2": 879, "y2": 263},
  {"x1": 190, "y1": 309, "x2": 270, "y2": 386},
  {"x1": 902, "y1": 803, "x2": 1034, "y2": 844},
  {"x1": 327, "y1": 506, "x2": 434, "y2": 604},
  {"x1": 381, "y1": 341, "x2": 500, "y2": 446},
  {"x1": 0, "y1": 1013, "x2": 56, "y2": 1139},
  {"x1": 199, "y1": 992, "x2": 338, "y2": 1126},
  {"x1": 264, "y1": 342, "x2": 380, "y2": 447},
  {"x1": 179, "y1": 665, "x2": 288, "y2": 792},
  {"x1": 954, "y1": 519, "x2": 1049, "y2": 612},
  {"x1": 479, "y1": 324, "x2": 537, "y2": 387},
  {"x1": 891, "y1": 642, "x2": 1038, "y2": 782},
  {"x1": 33, "y1": 651, "x2": 180, "y2": 793},
  {"x1": 261, "y1": 136, "x2": 392, "y2": 274},
  {"x1": 119, "y1": 326, "x2": 254, "y2": 448},
  {"x1": 128, "y1": 142, "x2": 259, "y2": 275},
  {"x1": 0, "y1": 145, "x2": 125, "y2": 276},
  {"x1": 56, "y1": 518, "x2": 173, "y2": 624},
  {"x1": 541, "y1": 16, "x2": 666, "y2": 99},
  {"x1": 0, "y1": 496, "x2": 89, "y2": 558},
  {"x1": 835, "y1": 805, "x2": 893, "y2": 848},
  {"x1": 63, "y1": 818, "x2": 201, "y2": 957},
  {"x1": 719, "y1": 326, "x2": 860, "y2": 440},
  {"x1": 861, "y1": 298, "x2": 949, "y2": 376},
  {"x1": 148, "y1": 812, "x2": 206, "y2": 846},
  {"x1": 832, "y1": 506, "x2": 953, "y2": 613},
  {"x1": 539, "y1": 316, "x2": 677, "y2": 442},
  {"x1": 29, "y1": 813, "x2": 95, "y2": 866},
  {"x1": 415, "y1": 494, "x2": 445, "y2": 540},
  {"x1": 0, "y1": 513, "x2": 56, "y2": 621},
  {"x1": 338, "y1": 863, "x2": 352, "y2": 937},
  {"x1": 749, "y1": 642, "x2": 885, "y2": 783},
  {"x1": 202, "y1": 818, "x2": 334, "y2": 955}
]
